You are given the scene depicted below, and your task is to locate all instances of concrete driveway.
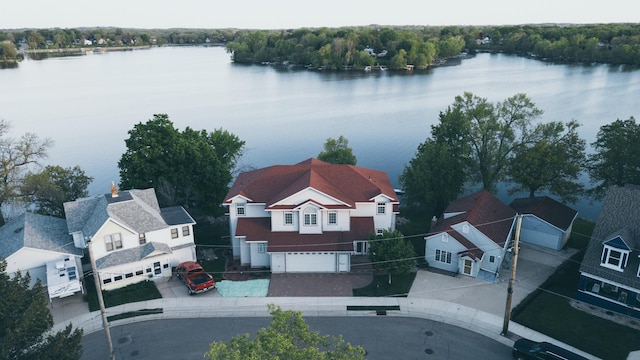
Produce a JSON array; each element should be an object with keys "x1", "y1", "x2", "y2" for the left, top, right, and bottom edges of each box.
[{"x1": 408, "y1": 242, "x2": 578, "y2": 317}]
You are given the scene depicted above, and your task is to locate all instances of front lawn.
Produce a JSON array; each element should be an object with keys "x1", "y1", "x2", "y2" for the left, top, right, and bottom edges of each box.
[
  {"x1": 511, "y1": 218, "x2": 640, "y2": 360},
  {"x1": 353, "y1": 272, "x2": 416, "y2": 297},
  {"x1": 85, "y1": 279, "x2": 162, "y2": 312}
]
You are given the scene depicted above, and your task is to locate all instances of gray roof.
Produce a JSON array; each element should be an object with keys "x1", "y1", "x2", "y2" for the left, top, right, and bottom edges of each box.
[
  {"x1": 0, "y1": 212, "x2": 81, "y2": 260},
  {"x1": 580, "y1": 184, "x2": 640, "y2": 289},
  {"x1": 96, "y1": 242, "x2": 172, "y2": 269},
  {"x1": 63, "y1": 188, "x2": 195, "y2": 239}
]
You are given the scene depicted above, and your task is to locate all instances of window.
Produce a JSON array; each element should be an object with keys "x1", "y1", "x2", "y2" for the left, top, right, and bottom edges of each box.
[
  {"x1": 125, "y1": 273, "x2": 133, "y2": 278},
  {"x1": 103, "y1": 278, "x2": 112, "y2": 284},
  {"x1": 328, "y1": 211, "x2": 337, "y2": 225},
  {"x1": 435, "y1": 249, "x2": 452, "y2": 264},
  {"x1": 105, "y1": 233, "x2": 123, "y2": 251},
  {"x1": 489, "y1": 255, "x2": 495, "y2": 263},
  {"x1": 171, "y1": 228, "x2": 179, "y2": 239},
  {"x1": 258, "y1": 243, "x2": 266, "y2": 254},
  {"x1": 182, "y1": 226, "x2": 190, "y2": 236},
  {"x1": 114, "y1": 275, "x2": 123, "y2": 281},
  {"x1": 139, "y1": 233, "x2": 146, "y2": 245},
  {"x1": 154, "y1": 261, "x2": 161, "y2": 275},
  {"x1": 376, "y1": 228, "x2": 384, "y2": 236},
  {"x1": 237, "y1": 204, "x2": 246, "y2": 216},
  {"x1": 601, "y1": 246, "x2": 629, "y2": 271},
  {"x1": 136, "y1": 270, "x2": 144, "y2": 276},
  {"x1": 303, "y1": 208, "x2": 317, "y2": 226},
  {"x1": 284, "y1": 212, "x2": 293, "y2": 225},
  {"x1": 377, "y1": 202, "x2": 386, "y2": 214}
]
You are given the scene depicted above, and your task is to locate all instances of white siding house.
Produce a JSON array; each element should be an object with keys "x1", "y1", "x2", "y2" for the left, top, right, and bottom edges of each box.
[
  {"x1": 224, "y1": 158, "x2": 399, "y2": 273},
  {"x1": 63, "y1": 187, "x2": 196, "y2": 291},
  {"x1": 0, "y1": 212, "x2": 83, "y2": 299},
  {"x1": 425, "y1": 190, "x2": 517, "y2": 282}
]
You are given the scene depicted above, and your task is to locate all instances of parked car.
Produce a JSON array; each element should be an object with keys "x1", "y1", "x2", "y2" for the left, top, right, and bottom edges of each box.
[
  {"x1": 176, "y1": 261, "x2": 215, "y2": 295},
  {"x1": 512, "y1": 338, "x2": 588, "y2": 360}
]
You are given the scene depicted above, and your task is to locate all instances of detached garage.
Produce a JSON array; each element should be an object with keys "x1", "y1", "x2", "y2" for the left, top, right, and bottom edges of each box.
[
  {"x1": 510, "y1": 196, "x2": 578, "y2": 251},
  {"x1": 271, "y1": 252, "x2": 351, "y2": 273}
]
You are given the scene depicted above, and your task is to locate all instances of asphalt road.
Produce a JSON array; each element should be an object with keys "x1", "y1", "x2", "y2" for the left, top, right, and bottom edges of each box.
[{"x1": 81, "y1": 316, "x2": 513, "y2": 360}]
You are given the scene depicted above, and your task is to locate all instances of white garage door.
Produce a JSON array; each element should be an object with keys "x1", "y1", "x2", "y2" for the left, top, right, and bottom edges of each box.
[{"x1": 285, "y1": 252, "x2": 336, "y2": 273}]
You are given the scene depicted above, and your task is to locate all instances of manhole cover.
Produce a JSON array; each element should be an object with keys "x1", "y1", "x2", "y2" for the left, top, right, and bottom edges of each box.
[
  {"x1": 425, "y1": 348, "x2": 434, "y2": 354},
  {"x1": 425, "y1": 330, "x2": 433, "y2": 336}
]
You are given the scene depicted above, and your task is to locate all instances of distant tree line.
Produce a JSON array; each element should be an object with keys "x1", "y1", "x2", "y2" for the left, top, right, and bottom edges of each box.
[{"x1": 1, "y1": 23, "x2": 639, "y2": 66}]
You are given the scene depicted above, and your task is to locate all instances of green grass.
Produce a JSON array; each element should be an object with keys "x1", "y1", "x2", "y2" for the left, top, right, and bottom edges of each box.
[
  {"x1": 512, "y1": 218, "x2": 640, "y2": 360},
  {"x1": 353, "y1": 272, "x2": 416, "y2": 297},
  {"x1": 85, "y1": 279, "x2": 162, "y2": 312},
  {"x1": 107, "y1": 308, "x2": 163, "y2": 322}
]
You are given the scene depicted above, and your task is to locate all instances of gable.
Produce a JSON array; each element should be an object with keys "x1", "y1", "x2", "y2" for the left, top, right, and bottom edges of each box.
[
  {"x1": 224, "y1": 158, "x2": 397, "y2": 208},
  {"x1": 271, "y1": 187, "x2": 350, "y2": 208},
  {"x1": 580, "y1": 185, "x2": 640, "y2": 289}
]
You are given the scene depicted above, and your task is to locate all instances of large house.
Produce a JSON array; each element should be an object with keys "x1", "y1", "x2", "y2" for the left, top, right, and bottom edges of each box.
[
  {"x1": 0, "y1": 212, "x2": 83, "y2": 299},
  {"x1": 577, "y1": 184, "x2": 640, "y2": 319},
  {"x1": 509, "y1": 196, "x2": 578, "y2": 251},
  {"x1": 424, "y1": 190, "x2": 517, "y2": 282},
  {"x1": 63, "y1": 186, "x2": 196, "y2": 291},
  {"x1": 223, "y1": 158, "x2": 399, "y2": 273}
]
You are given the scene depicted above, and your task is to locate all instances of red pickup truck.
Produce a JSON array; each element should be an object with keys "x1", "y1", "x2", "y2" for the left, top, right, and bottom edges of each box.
[{"x1": 176, "y1": 261, "x2": 215, "y2": 295}]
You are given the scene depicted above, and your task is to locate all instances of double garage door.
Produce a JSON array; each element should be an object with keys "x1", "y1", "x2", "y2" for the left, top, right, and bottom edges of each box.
[{"x1": 279, "y1": 252, "x2": 336, "y2": 273}]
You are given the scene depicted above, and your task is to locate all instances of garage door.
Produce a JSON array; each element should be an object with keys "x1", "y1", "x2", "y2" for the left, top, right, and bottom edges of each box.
[{"x1": 285, "y1": 252, "x2": 336, "y2": 273}]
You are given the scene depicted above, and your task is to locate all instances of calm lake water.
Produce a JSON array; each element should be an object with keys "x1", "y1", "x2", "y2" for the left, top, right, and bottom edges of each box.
[{"x1": 1, "y1": 46, "x2": 639, "y2": 220}]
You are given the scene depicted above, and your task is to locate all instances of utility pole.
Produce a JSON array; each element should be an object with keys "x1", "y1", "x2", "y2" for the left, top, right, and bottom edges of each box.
[
  {"x1": 501, "y1": 214, "x2": 523, "y2": 337},
  {"x1": 88, "y1": 240, "x2": 116, "y2": 360}
]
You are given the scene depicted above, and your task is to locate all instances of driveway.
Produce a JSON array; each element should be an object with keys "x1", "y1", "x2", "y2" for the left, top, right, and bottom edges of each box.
[{"x1": 268, "y1": 273, "x2": 373, "y2": 296}]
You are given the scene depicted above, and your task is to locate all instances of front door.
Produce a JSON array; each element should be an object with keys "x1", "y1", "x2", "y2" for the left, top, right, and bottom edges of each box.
[
  {"x1": 355, "y1": 241, "x2": 369, "y2": 255},
  {"x1": 462, "y1": 259, "x2": 473, "y2": 275},
  {"x1": 338, "y1": 254, "x2": 349, "y2": 272}
]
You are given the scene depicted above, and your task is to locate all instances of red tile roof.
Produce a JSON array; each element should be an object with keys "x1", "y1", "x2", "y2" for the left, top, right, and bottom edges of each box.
[
  {"x1": 431, "y1": 189, "x2": 516, "y2": 249},
  {"x1": 224, "y1": 158, "x2": 397, "y2": 207},
  {"x1": 509, "y1": 196, "x2": 577, "y2": 231},
  {"x1": 235, "y1": 216, "x2": 374, "y2": 252}
]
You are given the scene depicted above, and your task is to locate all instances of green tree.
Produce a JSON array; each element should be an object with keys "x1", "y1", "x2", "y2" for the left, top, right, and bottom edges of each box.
[
  {"x1": 587, "y1": 117, "x2": 640, "y2": 197},
  {"x1": 508, "y1": 120, "x2": 586, "y2": 202},
  {"x1": 317, "y1": 135, "x2": 357, "y2": 165},
  {"x1": 0, "y1": 41, "x2": 17, "y2": 60},
  {"x1": 399, "y1": 139, "x2": 466, "y2": 216},
  {"x1": 0, "y1": 120, "x2": 53, "y2": 226},
  {"x1": 445, "y1": 92, "x2": 543, "y2": 192},
  {"x1": 118, "y1": 114, "x2": 244, "y2": 215},
  {"x1": 21, "y1": 165, "x2": 93, "y2": 218},
  {"x1": 205, "y1": 304, "x2": 365, "y2": 360},
  {"x1": 368, "y1": 229, "x2": 417, "y2": 284},
  {"x1": 0, "y1": 260, "x2": 83, "y2": 359}
]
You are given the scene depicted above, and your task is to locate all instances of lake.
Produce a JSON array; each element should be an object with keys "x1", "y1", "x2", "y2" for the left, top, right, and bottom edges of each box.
[{"x1": 1, "y1": 46, "x2": 639, "y2": 220}]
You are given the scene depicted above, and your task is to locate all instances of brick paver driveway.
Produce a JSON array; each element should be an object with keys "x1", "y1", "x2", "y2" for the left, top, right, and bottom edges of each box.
[{"x1": 268, "y1": 273, "x2": 373, "y2": 296}]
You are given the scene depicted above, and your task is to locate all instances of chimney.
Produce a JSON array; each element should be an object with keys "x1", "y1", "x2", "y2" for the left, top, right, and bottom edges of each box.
[
  {"x1": 431, "y1": 216, "x2": 437, "y2": 229},
  {"x1": 111, "y1": 181, "x2": 118, "y2": 198}
]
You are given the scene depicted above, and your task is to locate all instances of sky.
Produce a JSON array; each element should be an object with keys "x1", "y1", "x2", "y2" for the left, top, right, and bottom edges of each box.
[{"x1": 4, "y1": 0, "x2": 639, "y2": 30}]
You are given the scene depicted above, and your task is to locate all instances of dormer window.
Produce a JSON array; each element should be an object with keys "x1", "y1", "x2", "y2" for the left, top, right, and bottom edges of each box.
[
  {"x1": 236, "y1": 204, "x2": 246, "y2": 216},
  {"x1": 601, "y1": 236, "x2": 630, "y2": 272},
  {"x1": 303, "y1": 208, "x2": 317, "y2": 226},
  {"x1": 284, "y1": 211, "x2": 293, "y2": 225},
  {"x1": 377, "y1": 202, "x2": 386, "y2": 215}
]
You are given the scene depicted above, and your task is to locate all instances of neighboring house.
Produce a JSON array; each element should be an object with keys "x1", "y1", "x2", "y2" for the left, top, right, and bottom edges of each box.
[
  {"x1": 223, "y1": 158, "x2": 399, "y2": 273},
  {"x1": 63, "y1": 186, "x2": 196, "y2": 291},
  {"x1": 424, "y1": 190, "x2": 517, "y2": 282},
  {"x1": 0, "y1": 212, "x2": 83, "y2": 299},
  {"x1": 576, "y1": 184, "x2": 640, "y2": 319},
  {"x1": 509, "y1": 196, "x2": 578, "y2": 250}
]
